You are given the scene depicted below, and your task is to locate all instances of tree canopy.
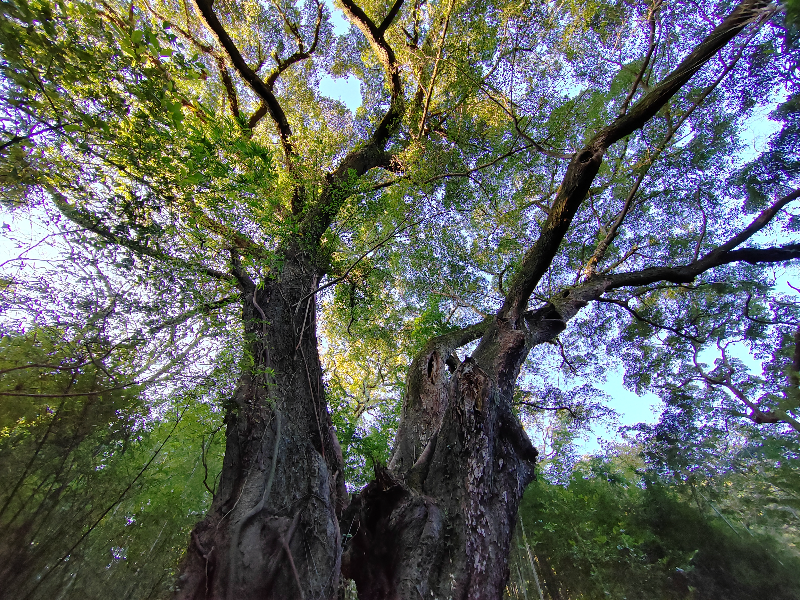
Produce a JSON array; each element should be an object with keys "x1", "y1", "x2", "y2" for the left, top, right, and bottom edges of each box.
[{"x1": 1, "y1": 0, "x2": 800, "y2": 597}]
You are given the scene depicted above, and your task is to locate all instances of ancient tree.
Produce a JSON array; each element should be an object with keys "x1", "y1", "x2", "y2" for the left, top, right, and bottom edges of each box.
[{"x1": 1, "y1": 0, "x2": 798, "y2": 597}]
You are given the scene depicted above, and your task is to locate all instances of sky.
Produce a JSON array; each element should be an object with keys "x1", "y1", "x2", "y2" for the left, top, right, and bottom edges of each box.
[{"x1": 318, "y1": 4, "x2": 361, "y2": 111}]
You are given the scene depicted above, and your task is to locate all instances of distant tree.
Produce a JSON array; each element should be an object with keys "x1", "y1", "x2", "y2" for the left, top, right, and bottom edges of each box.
[
  {"x1": 0, "y1": 323, "x2": 226, "y2": 600},
  {"x1": 1, "y1": 0, "x2": 799, "y2": 598},
  {"x1": 511, "y1": 449, "x2": 800, "y2": 600}
]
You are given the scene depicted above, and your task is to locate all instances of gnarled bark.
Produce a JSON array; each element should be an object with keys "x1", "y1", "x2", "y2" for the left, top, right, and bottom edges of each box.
[
  {"x1": 176, "y1": 250, "x2": 346, "y2": 600},
  {"x1": 342, "y1": 309, "x2": 558, "y2": 599}
]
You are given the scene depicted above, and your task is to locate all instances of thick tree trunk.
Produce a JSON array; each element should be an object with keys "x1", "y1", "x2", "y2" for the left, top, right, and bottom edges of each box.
[
  {"x1": 341, "y1": 309, "x2": 565, "y2": 600},
  {"x1": 176, "y1": 249, "x2": 346, "y2": 600}
]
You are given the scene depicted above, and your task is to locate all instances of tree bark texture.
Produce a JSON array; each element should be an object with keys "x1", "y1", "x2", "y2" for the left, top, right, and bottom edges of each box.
[
  {"x1": 341, "y1": 308, "x2": 571, "y2": 599},
  {"x1": 176, "y1": 249, "x2": 346, "y2": 600}
]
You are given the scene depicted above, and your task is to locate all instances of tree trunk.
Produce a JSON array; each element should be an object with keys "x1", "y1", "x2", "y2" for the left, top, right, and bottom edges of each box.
[
  {"x1": 341, "y1": 309, "x2": 566, "y2": 599},
  {"x1": 175, "y1": 258, "x2": 555, "y2": 600},
  {"x1": 170, "y1": 0, "x2": 771, "y2": 595},
  {"x1": 176, "y1": 248, "x2": 346, "y2": 600}
]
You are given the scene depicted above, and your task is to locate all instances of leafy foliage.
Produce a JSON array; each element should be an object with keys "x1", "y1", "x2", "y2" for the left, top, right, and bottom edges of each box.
[
  {"x1": 509, "y1": 448, "x2": 800, "y2": 600},
  {"x1": 0, "y1": 325, "x2": 224, "y2": 600},
  {"x1": 0, "y1": 0, "x2": 799, "y2": 594}
]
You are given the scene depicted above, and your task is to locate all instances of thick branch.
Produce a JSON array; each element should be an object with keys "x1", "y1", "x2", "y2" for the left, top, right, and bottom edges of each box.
[
  {"x1": 600, "y1": 188, "x2": 800, "y2": 288},
  {"x1": 510, "y1": 191, "x2": 800, "y2": 356},
  {"x1": 599, "y1": 244, "x2": 800, "y2": 290},
  {"x1": 701, "y1": 188, "x2": 800, "y2": 262},
  {"x1": 294, "y1": 0, "x2": 406, "y2": 244},
  {"x1": 378, "y1": 0, "x2": 405, "y2": 34},
  {"x1": 428, "y1": 317, "x2": 493, "y2": 358},
  {"x1": 338, "y1": 0, "x2": 404, "y2": 147},
  {"x1": 596, "y1": 0, "x2": 769, "y2": 148},
  {"x1": 298, "y1": 146, "x2": 396, "y2": 244},
  {"x1": 500, "y1": 0, "x2": 769, "y2": 320},
  {"x1": 192, "y1": 0, "x2": 295, "y2": 159},
  {"x1": 229, "y1": 248, "x2": 256, "y2": 292},
  {"x1": 582, "y1": 26, "x2": 760, "y2": 279},
  {"x1": 246, "y1": 0, "x2": 324, "y2": 131},
  {"x1": 248, "y1": 102, "x2": 270, "y2": 130}
]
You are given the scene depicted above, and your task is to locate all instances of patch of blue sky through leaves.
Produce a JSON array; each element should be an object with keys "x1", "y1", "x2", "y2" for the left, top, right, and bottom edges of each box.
[{"x1": 319, "y1": 2, "x2": 361, "y2": 112}]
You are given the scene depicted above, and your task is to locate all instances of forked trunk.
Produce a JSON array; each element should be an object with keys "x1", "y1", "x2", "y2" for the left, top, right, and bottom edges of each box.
[
  {"x1": 176, "y1": 250, "x2": 346, "y2": 600},
  {"x1": 341, "y1": 310, "x2": 564, "y2": 599},
  {"x1": 172, "y1": 0, "x2": 768, "y2": 595}
]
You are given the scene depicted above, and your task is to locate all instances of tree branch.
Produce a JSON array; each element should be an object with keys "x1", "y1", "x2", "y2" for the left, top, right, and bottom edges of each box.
[
  {"x1": 619, "y1": 0, "x2": 662, "y2": 116},
  {"x1": 597, "y1": 188, "x2": 800, "y2": 289},
  {"x1": 358, "y1": 140, "x2": 536, "y2": 193},
  {"x1": 581, "y1": 25, "x2": 761, "y2": 279},
  {"x1": 146, "y1": 295, "x2": 239, "y2": 334},
  {"x1": 378, "y1": 0, "x2": 405, "y2": 34},
  {"x1": 142, "y1": 3, "x2": 241, "y2": 121},
  {"x1": 48, "y1": 187, "x2": 237, "y2": 283},
  {"x1": 293, "y1": 0, "x2": 407, "y2": 244},
  {"x1": 499, "y1": 0, "x2": 770, "y2": 320},
  {"x1": 192, "y1": 0, "x2": 295, "y2": 160},
  {"x1": 582, "y1": 169, "x2": 647, "y2": 278},
  {"x1": 701, "y1": 188, "x2": 800, "y2": 264},
  {"x1": 248, "y1": 102, "x2": 270, "y2": 130},
  {"x1": 596, "y1": 0, "x2": 771, "y2": 148},
  {"x1": 596, "y1": 297, "x2": 702, "y2": 342},
  {"x1": 298, "y1": 146, "x2": 396, "y2": 244},
  {"x1": 692, "y1": 349, "x2": 800, "y2": 433},
  {"x1": 515, "y1": 400, "x2": 578, "y2": 419},
  {"x1": 338, "y1": 0, "x2": 404, "y2": 148},
  {"x1": 502, "y1": 189, "x2": 800, "y2": 358},
  {"x1": 263, "y1": 0, "x2": 324, "y2": 90},
  {"x1": 216, "y1": 56, "x2": 241, "y2": 121},
  {"x1": 417, "y1": 0, "x2": 455, "y2": 138},
  {"x1": 295, "y1": 213, "x2": 421, "y2": 305}
]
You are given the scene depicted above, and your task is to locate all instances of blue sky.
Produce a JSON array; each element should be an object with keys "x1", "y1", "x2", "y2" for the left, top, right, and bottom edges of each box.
[{"x1": 319, "y1": 3, "x2": 361, "y2": 110}]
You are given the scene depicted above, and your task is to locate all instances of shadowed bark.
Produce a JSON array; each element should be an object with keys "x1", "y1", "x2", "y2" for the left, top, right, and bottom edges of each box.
[{"x1": 175, "y1": 249, "x2": 346, "y2": 600}]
